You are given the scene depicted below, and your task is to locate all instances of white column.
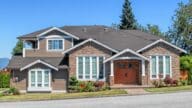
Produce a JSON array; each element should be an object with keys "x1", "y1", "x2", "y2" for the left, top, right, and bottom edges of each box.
[
  {"x1": 142, "y1": 60, "x2": 145, "y2": 76},
  {"x1": 110, "y1": 60, "x2": 114, "y2": 76}
]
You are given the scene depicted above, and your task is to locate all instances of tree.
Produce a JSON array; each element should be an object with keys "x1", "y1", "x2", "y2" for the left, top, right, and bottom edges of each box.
[
  {"x1": 166, "y1": 1, "x2": 192, "y2": 52},
  {"x1": 119, "y1": 0, "x2": 137, "y2": 30},
  {"x1": 146, "y1": 24, "x2": 164, "y2": 37},
  {"x1": 12, "y1": 40, "x2": 23, "y2": 55}
]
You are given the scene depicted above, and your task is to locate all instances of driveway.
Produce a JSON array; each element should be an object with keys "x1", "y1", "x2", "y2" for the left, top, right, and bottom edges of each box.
[{"x1": 1, "y1": 92, "x2": 192, "y2": 108}]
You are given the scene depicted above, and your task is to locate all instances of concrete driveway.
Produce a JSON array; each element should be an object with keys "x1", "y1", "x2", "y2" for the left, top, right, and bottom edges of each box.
[{"x1": 1, "y1": 92, "x2": 192, "y2": 108}]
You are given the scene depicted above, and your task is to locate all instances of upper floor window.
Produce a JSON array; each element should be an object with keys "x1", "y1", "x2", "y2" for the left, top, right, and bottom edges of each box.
[
  {"x1": 150, "y1": 55, "x2": 171, "y2": 79},
  {"x1": 47, "y1": 39, "x2": 64, "y2": 51}
]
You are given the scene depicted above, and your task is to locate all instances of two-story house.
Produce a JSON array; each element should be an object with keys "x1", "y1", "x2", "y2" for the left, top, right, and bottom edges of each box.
[{"x1": 8, "y1": 26, "x2": 186, "y2": 93}]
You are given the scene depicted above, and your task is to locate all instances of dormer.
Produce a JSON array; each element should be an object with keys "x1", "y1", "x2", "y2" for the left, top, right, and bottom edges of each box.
[{"x1": 19, "y1": 27, "x2": 79, "y2": 57}]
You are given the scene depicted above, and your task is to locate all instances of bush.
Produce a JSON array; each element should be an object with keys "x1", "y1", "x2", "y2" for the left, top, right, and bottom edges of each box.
[
  {"x1": 69, "y1": 76, "x2": 78, "y2": 86},
  {"x1": 8, "y1": 87, "x2": 20, "y2": 95},
  {"x1": 76, "y1": 81, "x2": 95, "y2": 92},
  {"x1": 0, "y1": 73, "x2": 10, "y2": 88},
  {"x1": 152, "y1": 79, "x2": 165, "y2": 88}
]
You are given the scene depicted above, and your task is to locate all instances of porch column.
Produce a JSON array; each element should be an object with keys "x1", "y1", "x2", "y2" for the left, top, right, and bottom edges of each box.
[
  {"x1": 142, "y1": 59, "x2": 145, "y2": 76},
  {"x1": 110, "y1": 60, "x2": 114, "y2": 76}
]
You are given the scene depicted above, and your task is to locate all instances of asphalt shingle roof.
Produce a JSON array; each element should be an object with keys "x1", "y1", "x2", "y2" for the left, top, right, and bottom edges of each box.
[{"x1": 7, "y1": 56, "x2": 68, "y2": 69}]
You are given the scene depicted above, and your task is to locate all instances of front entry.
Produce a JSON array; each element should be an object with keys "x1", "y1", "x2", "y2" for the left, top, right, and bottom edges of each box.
[{"x1": 114, "y1": 60, "x2": 140, "y2": 84}]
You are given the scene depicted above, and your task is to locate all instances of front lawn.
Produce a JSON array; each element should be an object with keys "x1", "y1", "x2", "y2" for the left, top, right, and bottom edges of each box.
[
  {"x1": 0, "y1": 89, "x2": 127, "y2": 102},
  {"x1": 145, "y1": 86, "x2": 192, "y2": 93}
]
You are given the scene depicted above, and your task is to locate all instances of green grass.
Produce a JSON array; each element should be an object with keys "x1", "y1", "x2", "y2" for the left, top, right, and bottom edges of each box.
[
  {"x1": 0, "y1": 89, "x2": 127, "y2": 102},
  {"x1": 145, "y1": 86, "x2": 192, "y2": 93},
  {"x1": 0, "y1": 88, "x2": 9, "y2": 93}
]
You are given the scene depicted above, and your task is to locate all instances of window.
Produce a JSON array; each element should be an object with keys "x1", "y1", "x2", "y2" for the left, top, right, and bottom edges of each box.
[
  {"x1": 77, "y1": 56, "x2": 104, "y2": 80},
  {"x1": 150, "y1": 56, "x2": 171, "y2": 79},
  {"x1": 48, "y1": 39, "x2": 64, "y2": 51},
  {"x1": 29, "y1": 69, "x2": 51, "y2": 88}
]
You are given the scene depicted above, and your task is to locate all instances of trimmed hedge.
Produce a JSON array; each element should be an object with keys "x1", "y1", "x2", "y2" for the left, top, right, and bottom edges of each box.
[{"x1": 0, "y1": 72, "x2": 10, "y2": 88}]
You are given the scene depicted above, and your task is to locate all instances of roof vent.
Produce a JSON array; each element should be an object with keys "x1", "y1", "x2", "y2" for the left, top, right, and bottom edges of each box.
[{"x1": 82, "y1": 28, "x2": 87, "y2": 32}]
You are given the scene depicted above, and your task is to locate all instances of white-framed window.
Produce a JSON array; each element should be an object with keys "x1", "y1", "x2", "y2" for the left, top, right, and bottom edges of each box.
[
  {"x1": 28, "y1": 69, "x2": 51, "y2": 88},
  {"x1": 76, "y1": 56, "x2": 105, "y2": 80},
  {"x1": 47, "y1": 39, "x2": 64, "y2": 51},
  {"x1": 150, "y1": 55, "x2": 172, "y2": 79}
]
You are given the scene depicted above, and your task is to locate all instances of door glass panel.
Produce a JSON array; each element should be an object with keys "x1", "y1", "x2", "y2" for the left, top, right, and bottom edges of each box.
[
  {"x1": 165, "y1": 56, "x2": 170, "y2": 76},
  {"x1": 37, "y1": 71, "x2": 42, "y2": 87},
  {"x1": 159, "y1": 56, "x2": 163, "y2": 78},
  {"x1": 85, "y1": 57, "x2": 90, "y2": 79},
  {"x1": 44, "y1": 71, "x2": 49, "y2": 87},
  {"x1": 151, "y1": 56, "x2": 157, "y2": 78},
  {"x1": 31, "y1": 71, "x2": 36, "y2": 87},
  {"x1": 78, "y1": 57, "x2": 83, "y2": 79},
  {"x1": 92, "y1": 57, "x2": 97, "y2": 79}
]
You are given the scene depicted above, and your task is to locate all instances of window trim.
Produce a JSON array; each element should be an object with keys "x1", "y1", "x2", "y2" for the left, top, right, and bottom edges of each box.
[
  {"x1": 150, "y1": 55, "x2": 172, "y2": 80},
  {"x1": 76, "y1": 56, "x2": 105, "y2": 81},
  {"x1": 28, "y1": 69, "x2": 51, "y2": 91},
  {"x1": 46, "y1": 38, "x2": 65, "y2": 51}
]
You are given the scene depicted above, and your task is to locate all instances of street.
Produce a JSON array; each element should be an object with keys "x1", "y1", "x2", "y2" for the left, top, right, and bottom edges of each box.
[{"x1": 0, "y1": 92, "x2": 192, "y2": 108}]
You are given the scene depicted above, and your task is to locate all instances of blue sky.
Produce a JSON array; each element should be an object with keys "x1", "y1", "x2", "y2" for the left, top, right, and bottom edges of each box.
[{"x1": 0, "y1": 0, "x2": 188, "y2": 58}]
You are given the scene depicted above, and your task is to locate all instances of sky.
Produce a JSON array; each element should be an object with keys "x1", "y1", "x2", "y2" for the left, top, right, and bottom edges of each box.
[{"x1": 0, "y1": 0, "x2": 188, "y2": 58}]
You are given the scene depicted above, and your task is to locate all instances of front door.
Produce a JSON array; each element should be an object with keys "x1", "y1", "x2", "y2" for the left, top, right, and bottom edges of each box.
[{"x1": 114, "y1": 60, "x2": 139, "y2": 84}]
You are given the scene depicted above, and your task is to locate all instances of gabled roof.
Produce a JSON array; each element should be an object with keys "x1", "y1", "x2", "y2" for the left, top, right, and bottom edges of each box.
[
  {"x1": 137, "y1": 39, "x2": 187, "y2": 53},
  {"x1": 19, "y1": 27, "x2": 79, "y2": 40},
  {"x1": 62, "y1": 38, "x2": 119, "y2": 54},
  {"x1": 104, "y1": 49, "x2": 149, "y2": 63},
  {"x1": 20, "y1": 60, "x2": 58, "y2": 71},
  {"x1": 18, "y1": 25, "x2": 185, "y2": 53},
  {"x1": 7, "y1": 56, "x2": 68, "y2": 70}
]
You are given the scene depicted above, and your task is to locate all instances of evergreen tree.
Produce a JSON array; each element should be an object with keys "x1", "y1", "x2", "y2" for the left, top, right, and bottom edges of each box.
[
  {"x1": 12, "y1": 40, "x2": 23, "y2": 55},
  {"x1": 120, "y1": 0, "x2": 137, "y2": 30}
]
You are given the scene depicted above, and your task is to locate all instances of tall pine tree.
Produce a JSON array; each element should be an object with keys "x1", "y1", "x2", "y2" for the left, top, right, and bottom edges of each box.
[{"x1": 120, "y1": 0, "x2": 137, "y2": 30}]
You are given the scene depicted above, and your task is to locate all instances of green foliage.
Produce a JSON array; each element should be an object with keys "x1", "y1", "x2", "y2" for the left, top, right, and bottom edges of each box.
[
  {"x1": 68, "y1": 77, "x2": 110, "y2": 93},
  {"x1": 12, "y1": 40, "x2": 23, "y2": 55},
  {"x1": 180, "y1": 55, "x2": 192, "y2": 70},
  {"x1": 69, "y1": 76, "x2": 79, "y2": 86},
  {"x1": 120, "y1": 0, "x2": 137, "y2": 30},
  {"x1": 152, "y1": 79, "x2": 165, "y2": 88},
  {"x1": 0, "y1": 73, "x2": 10, "y2": 88},
  {"x1": 8, "y1": 87, "x2": 20, "y2": 95},
  {"x1": 166, "y1": 1, "x2": 192, "y2": 52}
]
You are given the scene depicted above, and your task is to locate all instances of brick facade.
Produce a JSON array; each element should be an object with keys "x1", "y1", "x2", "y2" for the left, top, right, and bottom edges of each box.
[
  {"x1": 141, "y1": 42, "x2": 181, "y2": 85},
  {"x1": 68, "y1": 42, "x2": 113, "y2": 78}
]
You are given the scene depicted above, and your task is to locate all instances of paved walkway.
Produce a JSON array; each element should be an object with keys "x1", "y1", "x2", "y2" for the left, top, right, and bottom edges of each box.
[{"x1": 125, "y1": 88, "x2": 149, "y2": 95}]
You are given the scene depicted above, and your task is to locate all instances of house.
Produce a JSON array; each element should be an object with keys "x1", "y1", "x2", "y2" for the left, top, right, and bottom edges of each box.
[{"x1": 7, "y1": 25, "x2": 186, "y2": 93}]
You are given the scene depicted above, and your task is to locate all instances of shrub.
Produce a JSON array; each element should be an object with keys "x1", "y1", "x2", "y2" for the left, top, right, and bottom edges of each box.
[
  {"x1": 152, "y1": 79, "x2": 165, "y2": 88},
  {"x1": 76, "y1": 81, "x2": 95, "y2": 92},
  {"x1": 164, "y1": 76, "x2": 173, "y2": 86},
  {"x1": 69, "y1": 76, "x2": 78, "y2": 86},
  {"x1": 0, "y1": 72, "x2": 10, "y2": 88},
  {"x1": 8, "y1": 87, "x2": 20, "y2": 95}
]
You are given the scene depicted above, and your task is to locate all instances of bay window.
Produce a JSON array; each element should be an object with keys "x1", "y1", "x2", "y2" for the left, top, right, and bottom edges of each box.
[
  {"x1": 77, "y1": 56, "x2": 104, "y2": 80},
  {"x1": 150, "y1": 55, "x2": 171, "y2": 79}
]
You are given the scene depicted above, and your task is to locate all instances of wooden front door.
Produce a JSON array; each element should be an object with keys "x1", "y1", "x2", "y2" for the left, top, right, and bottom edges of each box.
[{"x1": 114, "y1": 60, "x2": 139, "y2": 84}]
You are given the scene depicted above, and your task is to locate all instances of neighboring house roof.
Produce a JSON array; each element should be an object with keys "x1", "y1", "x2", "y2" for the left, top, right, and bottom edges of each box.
[
  {"x1": 7, "y1": 56, "x2": 68, "y2": 70},
  {"x1": 18, "y1": 25, "x2": 162, "y2": 51}
]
